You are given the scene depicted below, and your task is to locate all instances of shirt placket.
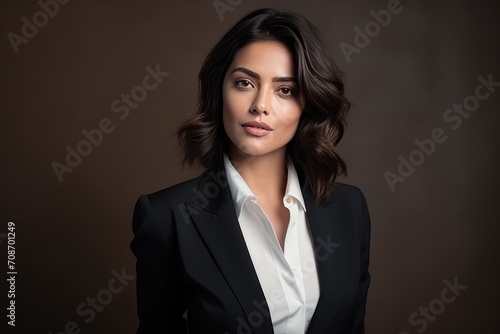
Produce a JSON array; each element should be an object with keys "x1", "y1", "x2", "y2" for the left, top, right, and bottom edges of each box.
[
  {"x1": 252, "y1": 197, "x2": 307, "y2": 334},
  {"x1": 282, "y1": 196, "x2": 306, "y2": 333}
]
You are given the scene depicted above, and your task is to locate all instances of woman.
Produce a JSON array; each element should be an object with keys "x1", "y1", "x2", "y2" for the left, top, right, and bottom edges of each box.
[{"x1": 131, "y1": 7, "x2": 371, "y2": 334}]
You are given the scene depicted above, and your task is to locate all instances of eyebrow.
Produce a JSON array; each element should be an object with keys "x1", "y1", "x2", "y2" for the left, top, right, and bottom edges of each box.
[{"x1": 230, "y1": 67, "x2": 297, "y2": 83}]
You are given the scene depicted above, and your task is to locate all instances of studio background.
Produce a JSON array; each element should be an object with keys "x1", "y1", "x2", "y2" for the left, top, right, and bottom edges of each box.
[{"x1": 1, "y1": 0, "x2": 499, "y2": 333}]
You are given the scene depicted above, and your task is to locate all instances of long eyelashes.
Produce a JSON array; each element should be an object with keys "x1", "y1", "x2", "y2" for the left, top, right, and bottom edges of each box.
[
  {"x1": 235, "y1": 79, "x2": 253, "y2": 89},
  {"x1": 279, "y1": 87, "x2": 295, "y2": 96}
]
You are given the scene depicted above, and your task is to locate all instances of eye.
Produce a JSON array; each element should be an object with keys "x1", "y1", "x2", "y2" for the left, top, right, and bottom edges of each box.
[
  {"x1": 235, "y1": 79, "x2": 254, "y2": 89},
  {"x1": 279, "y1": 87, "x2": 296, "y2": 97}
]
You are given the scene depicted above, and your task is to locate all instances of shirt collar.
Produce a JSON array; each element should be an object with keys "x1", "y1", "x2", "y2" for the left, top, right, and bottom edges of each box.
[
  {"x1": 223, "y1": 153, "x2": 307, "y2": 219},
  {"x1": 284, "y1": 155, "x2": 307, "y2": 213}
]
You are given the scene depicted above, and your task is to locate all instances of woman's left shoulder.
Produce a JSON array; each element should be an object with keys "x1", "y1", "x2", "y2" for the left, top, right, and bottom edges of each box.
[
  {"x1": 330, "y1": 182, "x2": 370, "y2": 227},
  {"x1": 332, "y1": 182, "x2": 368, "y2": 204},
  {"x1": 332, "y1": 182, "x2": 371, "y2": 247}
]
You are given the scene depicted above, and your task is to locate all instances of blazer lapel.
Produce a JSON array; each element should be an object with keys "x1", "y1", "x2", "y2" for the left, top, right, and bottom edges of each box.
[
  {"x1": 186, "y1": 172, "x2": 343, "y2": 334},
  {"x1": 186, "y1": 173, "x2": 275, "y2": 334},
  {"x1": 303, "y1": 186, "x2": 343, "y2": 334}
]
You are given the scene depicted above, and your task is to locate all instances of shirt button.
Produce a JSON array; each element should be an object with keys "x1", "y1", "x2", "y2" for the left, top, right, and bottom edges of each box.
[{"x1": 285, "y1": 196, "x2": 292, "y2": 204}]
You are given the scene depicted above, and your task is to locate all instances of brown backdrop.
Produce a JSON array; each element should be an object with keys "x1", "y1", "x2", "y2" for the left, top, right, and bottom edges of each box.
[{"x1": 1, "y1": 0, "x2": 499, "y2": 333}]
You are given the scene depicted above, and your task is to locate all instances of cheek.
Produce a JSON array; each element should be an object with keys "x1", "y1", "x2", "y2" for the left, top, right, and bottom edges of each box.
[
  {"x1": 280, "y1": 107, "x2": 303, "y2": 133},
  {"x1": 223, "y1": 89, "x2": 246, "y2": 119},
  {"x1": 286, "y1": 117, "x2": 301, "y2": 138},
  {"x1": 283, "y1": 113, "x2": 303, "y2": 142}
]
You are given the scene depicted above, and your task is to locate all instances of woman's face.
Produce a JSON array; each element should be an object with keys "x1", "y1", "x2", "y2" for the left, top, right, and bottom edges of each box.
[{"x1": 222, "y1": 41, "x2": 304, "y2": 158}]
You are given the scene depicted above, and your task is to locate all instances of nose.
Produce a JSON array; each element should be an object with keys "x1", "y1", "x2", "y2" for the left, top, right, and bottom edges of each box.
[{"x1": 250, "y1": 88, "x2": 270, "y2": 115}]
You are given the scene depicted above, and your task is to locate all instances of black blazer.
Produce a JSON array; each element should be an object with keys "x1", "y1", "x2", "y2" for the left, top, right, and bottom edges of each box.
[{"x1": 130, "y1": 171, "x2": 371, "y2": 334}]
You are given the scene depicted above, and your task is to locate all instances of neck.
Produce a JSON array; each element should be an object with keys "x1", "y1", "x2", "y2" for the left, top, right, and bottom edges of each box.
[{"x1": 228, "y1": 146, "x2": 288, "y2": 202}]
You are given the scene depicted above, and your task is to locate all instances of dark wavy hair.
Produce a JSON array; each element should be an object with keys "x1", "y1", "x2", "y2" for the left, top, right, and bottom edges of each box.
[{"x1": 177, "y1": 8, "x2": 350, "y2": 203}]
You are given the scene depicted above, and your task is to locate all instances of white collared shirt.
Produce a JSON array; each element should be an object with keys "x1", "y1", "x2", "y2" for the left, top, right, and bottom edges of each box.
[{"x1": 223, "y1": 153, "x2": 320, "y2": 334}]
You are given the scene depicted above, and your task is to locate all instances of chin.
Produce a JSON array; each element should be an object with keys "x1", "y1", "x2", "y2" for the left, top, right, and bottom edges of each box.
[
  {"x1": 235, "y1": 146, "x2": 268, "y2": 157},
  {"x1": 233, "y1": 142, "x2": 285, "y2": 158}
]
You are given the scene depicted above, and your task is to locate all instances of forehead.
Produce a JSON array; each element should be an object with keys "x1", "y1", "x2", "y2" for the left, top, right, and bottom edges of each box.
[{"x1": 229, "y1": 41, "x2": 295, "y2": 75}]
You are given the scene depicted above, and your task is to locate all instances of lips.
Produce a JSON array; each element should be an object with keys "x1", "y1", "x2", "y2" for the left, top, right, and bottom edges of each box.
[
  {"x1": 241, "y1": 121, "x2": 273, "y2": 137},
  {"x1": 242, "y1": 121, "x2": 272, "y2": 130}
]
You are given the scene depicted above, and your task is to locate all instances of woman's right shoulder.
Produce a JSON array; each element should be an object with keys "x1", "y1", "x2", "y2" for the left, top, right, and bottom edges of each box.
[
  {"x1": 132, "y1": 175, "x2": 205, "y2": 237},
  {"x1": 140, "y1": 175, "x2": 204, "y2": 209}
]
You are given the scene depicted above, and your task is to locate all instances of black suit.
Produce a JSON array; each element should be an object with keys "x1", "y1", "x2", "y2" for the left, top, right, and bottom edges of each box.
[{"x1": 130, "y1": 170, "x2": 371, "y2": 334}]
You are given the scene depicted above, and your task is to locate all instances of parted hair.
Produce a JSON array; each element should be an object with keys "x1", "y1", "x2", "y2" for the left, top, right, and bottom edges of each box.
[{"x1": 176, "y1": 7, "x2": 351, "y2": 203}]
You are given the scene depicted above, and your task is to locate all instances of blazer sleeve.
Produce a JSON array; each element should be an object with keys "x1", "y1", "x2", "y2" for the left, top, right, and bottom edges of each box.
[
  {"x1": 352, "y1": 188, "x2": 371, "y2": 334},
  {"x1": 130, "y1": 194, "x2": 188, "y2": 333}
]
